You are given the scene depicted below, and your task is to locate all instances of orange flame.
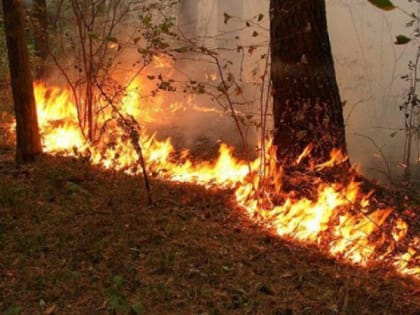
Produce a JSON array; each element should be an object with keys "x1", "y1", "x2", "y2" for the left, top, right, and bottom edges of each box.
[
  {"x1": 5, "y1": 80, "x2": 418, "y2": 278},
  {"x1": 153, "y1": 54, "x2": 174, "y2": 69}
]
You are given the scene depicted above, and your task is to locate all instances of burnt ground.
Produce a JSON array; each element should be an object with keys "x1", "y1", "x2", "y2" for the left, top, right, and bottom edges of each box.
[{"x1": 0, "y1": 146, "x2": 419, "y2": 315}]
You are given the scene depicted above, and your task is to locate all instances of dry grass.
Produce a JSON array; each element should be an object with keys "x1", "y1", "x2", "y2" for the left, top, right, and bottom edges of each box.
[{"x1": 0, "y1": 147, "x2": 419, "y2": 315}]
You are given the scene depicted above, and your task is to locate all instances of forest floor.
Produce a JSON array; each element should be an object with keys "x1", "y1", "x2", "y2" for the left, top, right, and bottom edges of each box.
[{"x1": 0, "y1": 145, "x2": 419, "y2": 315}]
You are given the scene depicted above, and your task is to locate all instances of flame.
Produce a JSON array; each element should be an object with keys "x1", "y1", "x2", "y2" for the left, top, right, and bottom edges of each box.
[
  {"x1": 34, "y1": 84, "x2": 86, "y2": 153},
  {"x1": 108, "y1": 42, "x2": 119, "y2": 50},
  {"x1": 2, "y1": 80, "x2": 418, "y2": 278},
  {"x1": 315, "y1": 148, "x2": 349, "y2": 171},
  {"x1": 296, "y1": 144, "x2": 313, "y2": 165},
  {"x1": 205, "y1": 72, "x2": 218, "y2": 81},
  {"x1": 153, "y1": 54, "x2": 174, "y2": 69}
]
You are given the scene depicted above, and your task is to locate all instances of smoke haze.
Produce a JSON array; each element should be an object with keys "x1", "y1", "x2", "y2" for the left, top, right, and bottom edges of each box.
[
  {"x1": 175, "y1": 0, "x2": 419, "y2": 181},
  {"x1": 41, "y1": 0, "x2": 419, "y2": 181}
]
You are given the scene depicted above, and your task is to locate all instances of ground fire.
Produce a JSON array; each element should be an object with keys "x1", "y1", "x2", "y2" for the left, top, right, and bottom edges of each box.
[{"x1": 3, "y1": 77, "x2": 419, "y2": 280}]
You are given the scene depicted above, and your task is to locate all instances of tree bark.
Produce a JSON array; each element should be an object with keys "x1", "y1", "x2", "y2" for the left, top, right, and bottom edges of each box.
[
  {"x1": 3, "y1": 0, "x2": 43, "y2": 163},
  {"x1": 270, "y1": 0, "x2": 347, "y2": 165},
  {"x1": 32, "y1": 0, "x2": 49, "y2": 79}
]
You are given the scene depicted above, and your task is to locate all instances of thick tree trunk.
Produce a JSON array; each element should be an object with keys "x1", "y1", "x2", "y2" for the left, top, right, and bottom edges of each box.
[
  {"x1": 32, "y1": 0, "x2": 49, "y2": 79},
  {"x1": 3, "y1": 0, "x2": 43, "y2": 163},
  {"x1": 270, "y1": 0, "x2": 346, "y2": 165}
]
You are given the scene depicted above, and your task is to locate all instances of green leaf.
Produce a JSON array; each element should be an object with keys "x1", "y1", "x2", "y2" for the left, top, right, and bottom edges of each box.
[
  {"x1": 95, "y1": 3, "x2": 105, "y2": 14},
  {"x1": 87, "y1": 32, "x2": 99, "y2": 40},
  {"x1": 112, "y1": 275, "x2": 124, "y2": 289},
  {"x1": 108, "y1": 294, "x2": 129, "y2": 312},
  {"x1": 367, "y1": 0, "x2": 396, "y2": 11},
  {"x1": 64, "y1": 181, "x2": 91, "y2": 196},
  {"x1": 3, "y1": 305, "x2": 23, "y2": 315},
  {"x1": 132, "y1": 302, "x2": 144, "y2": 315},
  {"x1": 395, "y1": 35, "x2": 411, "y2": 45},
  {"x1": 106, "y1": 36, "x2": 118, "y2": 43}
]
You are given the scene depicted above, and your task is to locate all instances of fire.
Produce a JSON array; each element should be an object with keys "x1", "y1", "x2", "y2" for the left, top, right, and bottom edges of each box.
[
  {"x1": 236, "y1": 176, "x2": 414, "y2": 269},
  {"x1": 2, "y1": 80, "x2": 419, "y2": 278},
  {"x1": 34, "y1": 84, "x2": 86, "y2": 153},
  {"x1": 205, "y1": 72, "x2": 218, "y2": 81},
  {"x1": 315, "y1": 148, "x2": 349, "y2": 170},
  {"x1": 153, "y1": 54, "x2": 174, "y2": 69}
]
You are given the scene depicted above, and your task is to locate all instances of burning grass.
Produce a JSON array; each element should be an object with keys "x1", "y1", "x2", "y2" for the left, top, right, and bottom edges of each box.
[
  {"x1": 0, "y1": 151, "x2": 419, "y2": 314},
  {"x1": 0, "y1": 79, "x2": 419, "y2": 313},
  {"x1": 10, "y1": 80, "x2": 416, "y2": 278}
]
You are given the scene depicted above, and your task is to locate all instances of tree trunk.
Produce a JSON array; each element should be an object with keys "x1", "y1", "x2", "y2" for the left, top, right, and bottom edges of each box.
[
  {"x1": 32, "y1": 0, "x2": 49, "y2": 79},
  {"x1": 270, "y1": 0, "x2": 347, "y2": 165},
  {"x1": 3, "y1": 0, "x2": 43, "y2": 163}
]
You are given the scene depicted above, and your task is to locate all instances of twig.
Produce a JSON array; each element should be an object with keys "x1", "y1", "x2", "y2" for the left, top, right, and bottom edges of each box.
[
  {"x1": 352, "y1": 132, "x2": 393, "y2": 184},
  {"x1": 95, "y1": 81, "x2": 153, "y2": 205}
]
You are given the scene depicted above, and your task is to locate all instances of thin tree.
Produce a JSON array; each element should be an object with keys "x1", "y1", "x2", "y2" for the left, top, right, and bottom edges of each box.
[
  {"x1": 270, "y1": 0, "x2": 347, "y2": 165},
  {"x1": 3, "y1": 0, "x2": 42, "y2": 163},
  {"x1": 32, "y1": 0, "x2": 49, "y2": 79}
]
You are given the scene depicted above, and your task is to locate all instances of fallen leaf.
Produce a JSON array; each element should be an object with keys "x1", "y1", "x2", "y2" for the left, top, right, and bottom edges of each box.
[{"x1": 44, "y1": 305, "x2": 57, "y2": 315}]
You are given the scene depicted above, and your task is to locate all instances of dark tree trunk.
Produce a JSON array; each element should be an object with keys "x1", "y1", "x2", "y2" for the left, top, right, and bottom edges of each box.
[
  {"x1": 270, "y1": 0, "x2": 347, "y2": 165},
  {"x1": 3, "y1": 0, "x2": 43, "y2": 163},
  {"x1": 32, "y1": 0, "x2": 49, "y2": 79}
]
